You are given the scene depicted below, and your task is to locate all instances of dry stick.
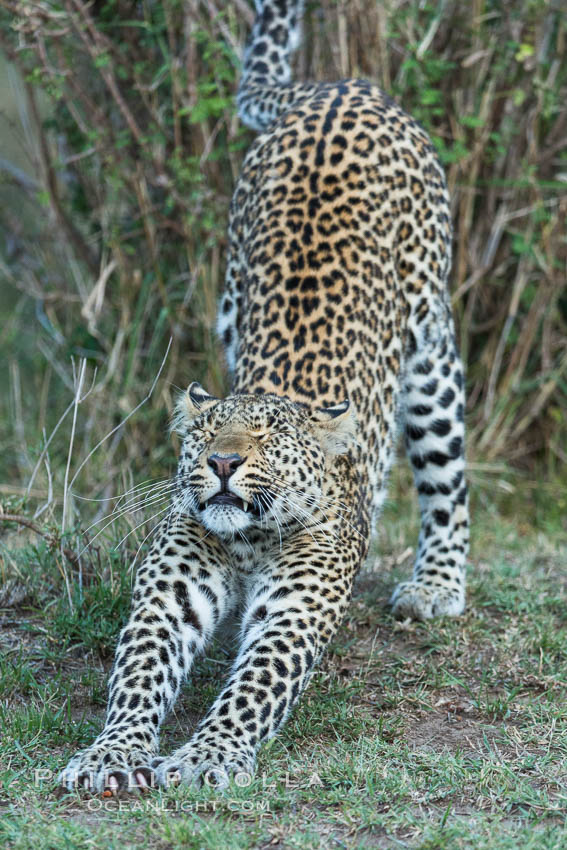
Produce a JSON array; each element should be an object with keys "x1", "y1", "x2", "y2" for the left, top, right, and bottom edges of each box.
[
  {"x1": 67, "y1": 0, "x2": 145, "y2": 147},
  {"x1": 10, "y1": 361, "x2": 28, "y2": 468},
  {"x1": 163, "y1": 3, "x2": 182, "y2": 157},
  {"x1": 26, "y1": 402, "x2": 77, "y2": 499},
  {"x1": 452, "y1": 202, "x2": 548, "y2": 304},
  {"x1": 66, "y1": 0, "x2": 172, "y2": 190},
  {"x1": 60, "y1": 358, "x2": 89, "y2": 610},
  {"x1": 199, "y1": 116, "x2": 226, "y2": 167},
  {"x1": 375, "y1": 2, "x2": 391, "y2": 91},
  {"x1": 231, "y1": 0, "x2": 255, "y2": 26},
  {"x1": 81, "y1": 259, "x2": 117, "y2": 331},
  {"x1": 0, "y1": 514, "x2": 51, "y2": 539},
  {"x1": 482, "y1": 255, "x2": 530, "y2": 426},
  {"x1": 131, "y1": 174, "x2": 174, "y2": 333},
  {"x1": 206, "y1": 0, "x2": 243, "y2": 58},
  {"x1": 0, "y1": 485, "x2": 47, "y2": 498},
  {"x1": 52, "y1": 39, "x2": 117, "y2": 143},
  {"x1": 34, "y1": 439, "x2": 54, "y2": 521},
  {"x1": 453, "y1": 77, "x2": 497, "y2": 292},
  {"x1": 24, "y1": 82, "x2": 98, "y2": 275},
  {"x1": 36, "y1": 30, "x2": 68, "y2": 84},
  {"x1": 0, "y1": 157, "x2": 40, "y2": 192},
  {"x1": 337, "y1": 2, "x2": 348, "y2": 78},
  {"x1": 509, "y1": 350, "x2": 567, "y2": 443},
  {"x1": 416, "y1": 0, "x2": 447, "y2": 59},
  {"x1": 184, "y1": 0, "x2": 200, "y2": 127},
  {"x1": 502, "y1": 283, "x2": 550, "y2": 390},
  {"x1": 67, "y1": 338, "x2": 172, "y2": 495},
  {"x1": 61, "y1": 359, "x2": 91, "y2": 532},
  {"x1": 0, "y1": 514, "x2": 80, "y2": 567}
]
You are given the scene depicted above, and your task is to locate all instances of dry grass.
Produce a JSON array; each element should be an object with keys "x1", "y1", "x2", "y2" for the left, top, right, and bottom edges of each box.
[{"x1": 0, "y1": 1, "x2": 564, "y2": 533}]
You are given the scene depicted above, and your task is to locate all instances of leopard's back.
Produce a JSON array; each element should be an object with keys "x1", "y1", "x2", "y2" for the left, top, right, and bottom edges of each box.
[{"x1": 219, "y1": 77, "x2": 453, "y2": 514}]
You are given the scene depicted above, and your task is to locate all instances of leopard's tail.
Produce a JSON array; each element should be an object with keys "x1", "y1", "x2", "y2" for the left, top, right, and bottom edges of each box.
[{"x1": 237, "y1": 0, "x2": 315, "y2": 132}]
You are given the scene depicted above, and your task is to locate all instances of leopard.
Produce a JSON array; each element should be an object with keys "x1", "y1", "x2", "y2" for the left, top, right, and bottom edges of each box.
[{"x1": 59, "y1": 0, "x2": 469, "y2": 793}]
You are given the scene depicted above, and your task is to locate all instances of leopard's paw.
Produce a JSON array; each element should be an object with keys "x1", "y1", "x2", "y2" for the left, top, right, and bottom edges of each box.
[
  {"x1": 59, "y1": 737, "x2": 155, "y2": 793},
  {"x1": 152, "y1": 743, "x2": 255, "y2": 790},
  {"x1": 390, "y1": 581, "x2": 465, "y2": 620}
]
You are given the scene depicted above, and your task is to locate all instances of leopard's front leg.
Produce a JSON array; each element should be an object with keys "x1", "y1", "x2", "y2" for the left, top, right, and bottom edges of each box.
[
  {"x1": 153, "y1": 532, "x2": 361, "y2": 788},
  {"x1": 59, "y1": 515, "x2": 235, "y2": 792}
]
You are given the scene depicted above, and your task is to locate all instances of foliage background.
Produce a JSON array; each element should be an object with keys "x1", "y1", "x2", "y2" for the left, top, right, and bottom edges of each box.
[
  {"x1": 0, "y1": 0, "x2": 566, "y2": 533},
  {"x1": 0, "y1": 6, "x2": 566, "y2": 847}
]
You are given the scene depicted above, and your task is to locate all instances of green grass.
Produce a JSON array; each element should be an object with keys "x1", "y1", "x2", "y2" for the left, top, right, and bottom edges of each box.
[{"x1": 1, "y1": 478, "x2": 566, "y2": 849}]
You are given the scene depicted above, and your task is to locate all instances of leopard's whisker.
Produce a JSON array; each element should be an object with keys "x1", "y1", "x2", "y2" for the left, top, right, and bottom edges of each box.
[
  {"x1": 128, "y1": 508, "x2": 178, "y2": 573},
  {"x1": 72, "y1": 477, "x2": 173, "y2": 506},
  {"x1": 81, "y1": 490, "x2": 174, "y2": 539},
  {"x1": 259, "y1": 486, "x2": 331, "y2": 545},
  {"x1": 78, "y1": 496, "x2": 172, "y2": 555},
  {"x1": 113, "y1": 503, "x2": 174, "y2": 551},
  {"x1": 101, "y1": 486, "x2": 176, "y2": 520},
  {"x1": 115, "y1": 478, "x2": 177, "y2": 502},
  {"x1": 82, "y1": 480, "x2": 176, "y2": 523},
  {"x1": 236, "y1": 528, "x2": 255, "y2": 555}
]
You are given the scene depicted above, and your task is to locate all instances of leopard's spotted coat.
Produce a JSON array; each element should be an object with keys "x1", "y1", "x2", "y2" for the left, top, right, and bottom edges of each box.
[{"x1": 60, "y1": 0, "x2": 469, "y2": 792}]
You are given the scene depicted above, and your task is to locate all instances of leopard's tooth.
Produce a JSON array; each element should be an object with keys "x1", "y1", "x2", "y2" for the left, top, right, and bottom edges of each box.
[{"x1": 243, "y1": 500, "x2": 249, "y2": 513}]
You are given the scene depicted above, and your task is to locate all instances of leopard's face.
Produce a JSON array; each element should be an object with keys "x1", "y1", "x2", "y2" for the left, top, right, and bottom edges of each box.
[{"x1": 173, "y1": 385, "x2": 354, "y2": 539}]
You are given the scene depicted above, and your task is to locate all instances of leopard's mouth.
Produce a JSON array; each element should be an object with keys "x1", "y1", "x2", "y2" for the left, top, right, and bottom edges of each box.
[{"x1": 200, "y1": 493, "x2": 261, "y2": 516}]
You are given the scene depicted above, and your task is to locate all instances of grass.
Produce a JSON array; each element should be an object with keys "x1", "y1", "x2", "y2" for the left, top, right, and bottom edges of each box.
[{"x1": 1, "y1": 474, "x2": 566, "y2": 849}]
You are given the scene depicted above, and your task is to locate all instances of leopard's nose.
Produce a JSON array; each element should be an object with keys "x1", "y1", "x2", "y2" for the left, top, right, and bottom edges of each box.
[{"x1": 207, "y1": 453, "x2": 245, "y2": 481}]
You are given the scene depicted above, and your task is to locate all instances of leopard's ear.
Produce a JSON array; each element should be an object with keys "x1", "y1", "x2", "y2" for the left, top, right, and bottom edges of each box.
[
  {"x1": 171, "y1": 382, "x2": 219, "y2": 434},
  {"x1": 310, "y1": 399, "x2": 356, "y2": 455}
]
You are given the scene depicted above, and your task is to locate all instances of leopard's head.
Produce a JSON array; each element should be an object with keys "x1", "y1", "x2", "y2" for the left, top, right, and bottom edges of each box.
[{"x1": 172, "y1": 383, "x2": 355, "y2": 539}]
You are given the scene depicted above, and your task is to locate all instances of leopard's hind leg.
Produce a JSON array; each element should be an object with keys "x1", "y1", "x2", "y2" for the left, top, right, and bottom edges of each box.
[
  {"x1": 389, "y1": 158, "x2": 469, "y2": 620},
  {"x1": 391, "y1": 312, "x2": 469, "y2": 620}
]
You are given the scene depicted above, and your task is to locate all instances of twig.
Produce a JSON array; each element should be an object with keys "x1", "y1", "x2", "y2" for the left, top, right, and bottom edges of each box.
[
  {"x1": 24, "y1": 81, "x2": 98, "y2": 275},
  {"x1": 25, "y1": 399, "x2": 76, "y2": 499},
  {"x1": 60, "y1": 358, "x2": 91, "y2": 609},
  {"x1": 0, "y1": 513, "x2": 50, "y2": 539},
  {"x1": 68, "y1": 0, "x2": 145, "y2": 146},
  {"x1": 61, "y1": 359, "x2": 88, "y2": 535},
  {"x1": 33, "y1": 435, "x2": 54, "y2": 520},
  {"x1": 0, "y1": 513, "x2": 80, "y2": 567},
  {"x1": 67, "y1": 337, "x2": 172, "y2": 494},
  {"x1": 0, "y1": 156, "x2": 40, "y2": 192}
]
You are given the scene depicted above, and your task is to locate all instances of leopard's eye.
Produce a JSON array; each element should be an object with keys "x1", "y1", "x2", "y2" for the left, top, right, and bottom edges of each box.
[
  {"x1": 259, "y1": 429, "x2": 294, "y2": 440},
  {"x1": 194, "y1": 427, "x2": 215, "y2": 440}
]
